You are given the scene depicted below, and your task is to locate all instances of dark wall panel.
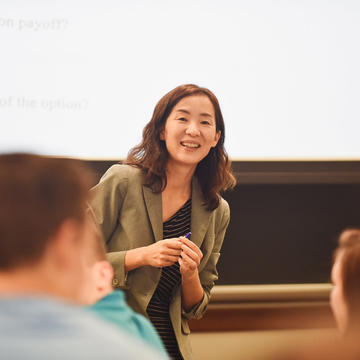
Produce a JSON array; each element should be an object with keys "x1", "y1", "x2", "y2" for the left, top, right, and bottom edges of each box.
[
  {"x1": 85, "y1": 160, "x2": 360, "y2": 285},
  {"x1": 218, "y1": 184, "x2": 360, "y2": 284}
]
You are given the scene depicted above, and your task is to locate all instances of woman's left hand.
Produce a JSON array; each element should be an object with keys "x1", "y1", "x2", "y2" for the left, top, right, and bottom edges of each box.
[{"x1": 178, "y1": 237, "x2": 203, "y2": 279}]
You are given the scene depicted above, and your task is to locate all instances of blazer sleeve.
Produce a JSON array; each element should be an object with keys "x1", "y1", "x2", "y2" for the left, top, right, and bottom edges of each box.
[
  {"x1": 182, "y1": 200, "x2": 230, "y2": 320},
  {"x1": 89, "y1": 165, "x2": 129, "y2": 287}
]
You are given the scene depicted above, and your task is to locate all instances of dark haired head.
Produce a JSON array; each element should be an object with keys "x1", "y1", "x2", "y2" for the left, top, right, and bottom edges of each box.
[
  {"x1": 0, "y1": 153, "x2": 94, "y2": 270},
  {"x1": 126, "y1": 84, "x2": 236, "y2": 210}
]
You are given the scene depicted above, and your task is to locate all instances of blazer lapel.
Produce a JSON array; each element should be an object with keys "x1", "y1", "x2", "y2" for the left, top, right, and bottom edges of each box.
[
  {"x1": 191, "y1": 177, "x2": 211, "y2": 249},
  {"x1": 142, "y1": 178, "x2": 210, "y2": 246},
  {"x1": 142, "y1": 185, "x2": 163, "y2": 242}
]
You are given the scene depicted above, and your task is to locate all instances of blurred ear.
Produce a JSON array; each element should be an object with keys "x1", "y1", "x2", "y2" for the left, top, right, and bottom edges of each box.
[
  {"x1": 48, "y1": 219, "x2": 81, "y2": 268},
  {"x1": 92, "y1": 260, "x2": 114, "y2": 292}
]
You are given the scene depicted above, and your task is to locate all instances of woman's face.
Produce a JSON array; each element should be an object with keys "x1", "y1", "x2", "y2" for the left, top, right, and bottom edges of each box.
[
  {"x1": 161, "y1": 95, "x2": 220, "y2": 168},
  {"x1": 330, "y1": 252, "x2": 349, "y2": 333}
]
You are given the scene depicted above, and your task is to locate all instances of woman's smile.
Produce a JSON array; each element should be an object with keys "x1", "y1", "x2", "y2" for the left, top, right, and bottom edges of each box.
[{"x1": 180, "y1": 141, "x2": 201, "y2": 149}]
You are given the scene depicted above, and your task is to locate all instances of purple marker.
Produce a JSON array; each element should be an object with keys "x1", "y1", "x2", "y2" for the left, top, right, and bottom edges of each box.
[{"x1": 179, "y1": 232, "x2": 191, "y2": 261}]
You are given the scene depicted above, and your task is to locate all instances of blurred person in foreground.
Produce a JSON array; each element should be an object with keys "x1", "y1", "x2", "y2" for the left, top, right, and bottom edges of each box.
[
  {"x1": 330, "y1": 227, "x2": 360, "y2": 337},
  {"x1": 82, "y1": 211, "x2": 167, "y2": 355},
  {"x1": 0, "y1": 153, "x2": 166, "y2": 360},
  {"x1": 266, "y1": 228, "x2": 360, "y2": 360}
]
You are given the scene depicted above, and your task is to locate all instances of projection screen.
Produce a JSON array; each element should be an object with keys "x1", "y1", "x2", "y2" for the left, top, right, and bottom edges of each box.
[{"x1": 1, "y1": 0, "x2": 359, "y2": 160}]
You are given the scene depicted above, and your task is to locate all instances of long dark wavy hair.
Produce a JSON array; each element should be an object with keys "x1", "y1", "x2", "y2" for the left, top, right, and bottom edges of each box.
[{"x1": 126, "y1": 84, "x2": 236, "y2": 211}]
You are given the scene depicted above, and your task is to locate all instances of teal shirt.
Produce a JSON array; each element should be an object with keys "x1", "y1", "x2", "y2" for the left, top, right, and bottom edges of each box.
[{"x1": 88, "y1": 290, "x2": 167, "y2": 356}]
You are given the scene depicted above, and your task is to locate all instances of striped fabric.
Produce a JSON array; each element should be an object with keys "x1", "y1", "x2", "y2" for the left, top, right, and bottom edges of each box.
[{"x1": 147, "y1": 198, "x2": 192, "y2": 360}]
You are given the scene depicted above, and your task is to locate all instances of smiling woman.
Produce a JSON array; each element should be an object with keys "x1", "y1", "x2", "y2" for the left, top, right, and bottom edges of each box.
[
  {"x1": 127, "y1": 84, "x2": 235, "y2": 211},
  {"x1": 89, "y1": 84, "x2": 236, "y2": 360}
]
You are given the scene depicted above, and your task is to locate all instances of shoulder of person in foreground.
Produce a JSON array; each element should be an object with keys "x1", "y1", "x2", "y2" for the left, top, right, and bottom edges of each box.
[
  {"x1": 88, "y1": 290, "x2": 167, "y2": 355},
  {"x1": 0, "y1": 295, "x2": 168, "y2": 360}
]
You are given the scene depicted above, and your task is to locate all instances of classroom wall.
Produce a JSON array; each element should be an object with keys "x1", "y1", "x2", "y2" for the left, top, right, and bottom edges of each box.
[
  {"x1": 191, "y1": 329, "x2": 338, "y2": 360},
  {"x1": 86, "y1": 159, "x2": 352, "y2": 357},
  {"x1": 86, "y1": 159, "x2": 360, "y2": 285}
]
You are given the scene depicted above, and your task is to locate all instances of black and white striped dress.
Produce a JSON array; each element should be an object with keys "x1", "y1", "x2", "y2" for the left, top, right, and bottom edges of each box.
[{"x1": 147, "y1": 198, "x2": 191, "y2": 360}]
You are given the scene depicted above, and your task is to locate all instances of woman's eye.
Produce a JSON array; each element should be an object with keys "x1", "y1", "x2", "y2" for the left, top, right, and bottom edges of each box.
[
  {"x1": 201, "y1": 120, "x2": 211, "y2": 125},
  {"x1": 178, "y1": 117, "x2": 187, "y2": 122}
]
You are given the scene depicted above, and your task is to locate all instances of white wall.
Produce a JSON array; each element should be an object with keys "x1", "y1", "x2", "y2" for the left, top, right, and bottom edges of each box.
[{"x1": 1, "y1": 0, "x2": 359, "y2": 160}]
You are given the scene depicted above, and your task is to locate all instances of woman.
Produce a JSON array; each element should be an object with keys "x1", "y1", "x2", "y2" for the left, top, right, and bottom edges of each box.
[
  {"x1": 90, "y1": 84, "x2": 236, "y2": 359},
  {"x1": 330, "y1": 228, "x2": 360, "y2": 337}
]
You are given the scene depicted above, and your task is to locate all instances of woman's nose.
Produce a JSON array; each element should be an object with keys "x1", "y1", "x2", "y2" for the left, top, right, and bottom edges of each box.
[{"x1": 185, "y1": 123, "x2": 200, "y2": 136}]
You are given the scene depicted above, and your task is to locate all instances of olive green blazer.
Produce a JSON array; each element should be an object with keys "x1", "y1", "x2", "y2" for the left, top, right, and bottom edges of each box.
[{"x1": 90, "y1": 164, "x2": 230, "y2": 360}]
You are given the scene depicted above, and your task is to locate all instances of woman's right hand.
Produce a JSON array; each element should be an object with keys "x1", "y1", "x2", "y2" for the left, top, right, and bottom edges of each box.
[{"x1": 144, "y1": 238, "x2": 182, "y2": 268}]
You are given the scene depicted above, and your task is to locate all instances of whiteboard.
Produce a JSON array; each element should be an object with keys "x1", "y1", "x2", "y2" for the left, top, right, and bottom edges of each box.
[{"x1": 1, "y1": 0, "x2": 359, "y2": 160}]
